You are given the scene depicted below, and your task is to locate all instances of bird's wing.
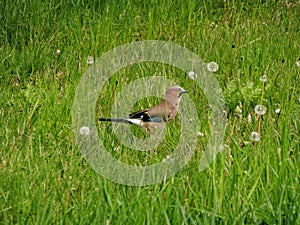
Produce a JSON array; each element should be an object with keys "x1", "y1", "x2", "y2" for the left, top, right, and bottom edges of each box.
[
  {"x1": 129, "y1": 109, "x2": 163, "y2": 122},
  {"x1": 129, "y1": 109, "x2": 151, "y2": 120},
  {"x1": 129, "y1": 100, "x2": 177, "y2": 122},
  {"x1": 147, "y1": 101, "x2": 178, "y2": 121}
]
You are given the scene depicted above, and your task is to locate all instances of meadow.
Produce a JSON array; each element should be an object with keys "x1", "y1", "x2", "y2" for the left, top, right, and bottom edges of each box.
[{"x1": 1, "y1": 0, "x2": 299, "y2": 224}]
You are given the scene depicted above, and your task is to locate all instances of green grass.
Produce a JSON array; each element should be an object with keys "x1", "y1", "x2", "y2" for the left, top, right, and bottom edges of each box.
[{"x1": 1, "y1": 0, "x2": 300, "y2": 224}]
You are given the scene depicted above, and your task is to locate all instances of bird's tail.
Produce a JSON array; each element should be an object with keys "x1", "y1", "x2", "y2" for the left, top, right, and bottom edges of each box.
[
  {"x1": 99, "y1": 118, "x2": 129, "y2": 123},
  {"x1": 99, "y1": 118, "x2": 143, "y2": 126}
]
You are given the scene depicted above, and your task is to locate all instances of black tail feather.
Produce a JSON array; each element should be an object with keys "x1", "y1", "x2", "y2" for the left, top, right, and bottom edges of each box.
[{"x1": 99, "y1": 118, "x2": 130, "y2": 123}]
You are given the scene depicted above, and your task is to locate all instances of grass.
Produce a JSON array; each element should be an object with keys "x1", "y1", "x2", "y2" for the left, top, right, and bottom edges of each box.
[{"x1": 1, "y1": 0, "x2": 300, "y2": 224}]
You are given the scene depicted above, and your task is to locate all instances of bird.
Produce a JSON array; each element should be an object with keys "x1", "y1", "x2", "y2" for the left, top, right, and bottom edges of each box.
[{"x1": 99, "y1": 86, "x2": 187, "y2": 131}]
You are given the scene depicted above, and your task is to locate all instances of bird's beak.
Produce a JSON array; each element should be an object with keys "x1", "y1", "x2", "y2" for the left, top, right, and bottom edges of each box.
[{"x1": 179, "y1": 89, "x2": 188, "y2": 97}]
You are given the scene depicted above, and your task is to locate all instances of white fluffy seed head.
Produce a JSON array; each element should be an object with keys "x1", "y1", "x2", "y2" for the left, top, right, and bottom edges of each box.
[
  {"x1": 207, "y1": 62, "x2": 219, "y2": 72},
  {"x1": 80, "y1": 126, "x2": 90, "y2": 136}
]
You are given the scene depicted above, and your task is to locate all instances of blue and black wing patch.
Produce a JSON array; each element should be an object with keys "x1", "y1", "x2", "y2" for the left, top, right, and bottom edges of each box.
[{"x1": 129, "y1": 110, "x2": 163, "y2": 122}]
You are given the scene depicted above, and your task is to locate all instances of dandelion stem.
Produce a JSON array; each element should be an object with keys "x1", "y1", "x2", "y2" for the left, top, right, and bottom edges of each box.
[
  {"x1": 227, "y1": 115, "x2": 238, "y2": 167},
  {"x1": 54, "y1": 54, "x2": 58, "y2": 75}
]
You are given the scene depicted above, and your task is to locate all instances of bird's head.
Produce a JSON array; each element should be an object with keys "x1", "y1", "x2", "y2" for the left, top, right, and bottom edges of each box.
[{"x1": 164, "y1": 86, "x2": 187, "y2": 109}]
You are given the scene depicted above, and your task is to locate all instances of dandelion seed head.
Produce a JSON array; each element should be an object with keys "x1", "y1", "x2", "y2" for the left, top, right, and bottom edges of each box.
[
  {"x1": 250, "y1": 131, "x2": 260, "y2": 142},
  {"x1": 56, "y1": 49, "x2": 61, "y2": 55},
  {"x1": 80, "y1": 126, "x2": 90, "y2": 136},
  {"x1": 259, "y1": 74, "x2": 267, "y2": 82},
  {"x1": 188, "y1": 71, "x2": 197, "y2": 80},
  {"x1": 207, "y1": 62, "x2": 219, "y2": 72},
  {"x1": 275, "y1": 108, "x2": 281, "y2": 114},
  {"x1": 87, "y1": 56, "x2": 94, "y2": 65},
  {"x1": 196, "y1": 131, "x2": 204, "y2": 137},
  {"x1": 254, "y1": 105, "x2": 267, "y2": 115},
  {"x1": 296, "y1": 60, "x2": 300, "y2": 67}
]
